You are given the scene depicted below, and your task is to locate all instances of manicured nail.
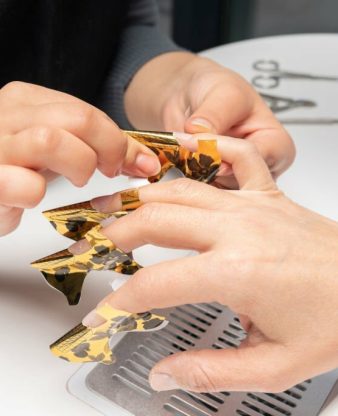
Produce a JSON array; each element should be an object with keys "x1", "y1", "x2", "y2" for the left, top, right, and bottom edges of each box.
[
  {"x1": 149, "y1": 373, "x2": 179, "y2": 392},
  {"x1": 82, "y1": 309, "x2": 106, "y2": 328},
  {"x1": 173, "y1": 132, "x2": 193, "y2": 142},
  {"x1": 68, "y1": 239, "x2": 90, "y2": 254},
  {"x1": 216, "y1": 162, "x2": 233, "y2": 176},
  {"x1": 91, "y1": 195, "x2": 113, "y2": 212},
  {"x1": 136, "y1": 153, "x2": 161, "y2": 176},
  {"x1": 190, "y1": 118, "x2": 213, "y2": 132}
]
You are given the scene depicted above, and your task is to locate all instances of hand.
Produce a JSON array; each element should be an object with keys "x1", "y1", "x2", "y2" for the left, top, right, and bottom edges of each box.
[
  {"x1": 125, "y1": 52, "x2": 295, "y2": 188},
  {"x1": 0, "y1": 82, "x2": 160, "y2": 236},
  {"x1": 80, "y1": 135, "x2": 338, "y2": 393}
]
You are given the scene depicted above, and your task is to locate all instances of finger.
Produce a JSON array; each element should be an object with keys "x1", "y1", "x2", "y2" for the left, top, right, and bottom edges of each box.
[
  {"x1": 246, "y1": 126, "x2": 296, "y2": 178},
  {"x1": 123, "y1": 134, "x2": 161, "y2": 177},
  {"x1": 90, "y1": 177, "x2": 236, "y2": 213},
  {"x1": 94, "y1": 254, "x2": 220, "y2": 315},
  {"x1": 101, "y1": 203, "x2": 215, "y2": 253},
  {"x1": 149, "y1": 342, "x2": 293, "y2": 393},
  {"x1": 0, "y1": 128, "x2": 98, "y2": 186},
  {"x1": 174, "y1": 133, "x2": 277, "y2": 191},
  {"x1": 185, "y1": 82, "x2": 253, "y2": 135},
  {"x1": 4, "y1": 102, "x2": 160, "y2": 178},
  {"x1": 0, "y1": 165, "x2": 46, "y2": 209},
  {"x1": 0, "y1": 206, "x2": 23, "y2": 236},
  {"x1": 1, "y1": 81, "x2": 82, "y2": 106}
]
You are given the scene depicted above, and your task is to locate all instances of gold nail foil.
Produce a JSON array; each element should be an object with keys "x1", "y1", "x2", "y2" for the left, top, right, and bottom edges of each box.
[
  {"x1": 31, "y1": 225, "x2": 141, "y2": 305},
  {"x1": 121, "y1": 188, "x2": 141, "y2": 211},
  {"x1": 51, "y1": 304, "x2": 167, "y2": 364},
  {"x1": 32, "y1": 130, "x2": 220, "y2": 364},
  {"x1": 42, "y1": 189, "x2": 140, "y2": 241},
  {"x1": 123, "y1": 130, "x2": 221, "y2": 183}
]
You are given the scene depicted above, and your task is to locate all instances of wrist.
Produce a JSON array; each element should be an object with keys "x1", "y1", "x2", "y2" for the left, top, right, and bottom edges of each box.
[{"x1": 124, "y1": 51, "x2": 196, "y2": 129}]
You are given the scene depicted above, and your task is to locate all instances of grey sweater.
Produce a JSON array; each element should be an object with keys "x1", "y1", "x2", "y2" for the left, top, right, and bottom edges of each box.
[{"x1": 0, "y1": 0, "x2": 181, "y2": 128}]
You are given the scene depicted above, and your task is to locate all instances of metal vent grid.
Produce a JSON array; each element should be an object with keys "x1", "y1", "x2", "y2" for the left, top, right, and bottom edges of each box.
[{"x1": 85, "y1": 303, "x2": 338, "y2": 416}]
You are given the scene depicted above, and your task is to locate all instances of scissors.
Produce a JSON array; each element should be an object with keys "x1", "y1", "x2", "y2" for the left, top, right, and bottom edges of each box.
[
  {"x1": 252, "y1": 60, "x2": 338, "y2": 89},
  {"x1": 278, "y1": 117, "x2": 338, "y2": 125},
  {"x1": 260, "y1": 93, "x2": 316, "y2": 113}
]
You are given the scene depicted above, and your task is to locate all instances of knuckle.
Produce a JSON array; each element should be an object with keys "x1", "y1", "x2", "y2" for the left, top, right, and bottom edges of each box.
[
  {"x1": 32, "y1": 126, "x2": 60, "y2": 153},
  {"x1": 183, "y1": 353, "x2": 219, "y2": 392},
  {"x1": 1, "y1": 80, "x2": 27, "y2": 96},
  {"x1": 170, "y1": 178, "x2": 197, "y2": 196},
  {"x1": 73, "y1": 104, "x2": 96, "y2": 131},
  {"x1": 136, "y1": 202, "x2": 161, "y2": 225}
]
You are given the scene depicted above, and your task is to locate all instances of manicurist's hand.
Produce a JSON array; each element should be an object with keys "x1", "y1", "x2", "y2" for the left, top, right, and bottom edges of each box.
[
  {"x1": 82, "y1": 135, "x2": 338, "y2": 394},
  {"x1": 0, "y1": 82, "x2": 160, "y2": 236},
  {"x1": 125, "y1": 52, "x2": 295, "y2": 188}
]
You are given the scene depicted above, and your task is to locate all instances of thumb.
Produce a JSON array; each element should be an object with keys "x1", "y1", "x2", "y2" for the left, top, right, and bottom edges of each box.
[
  {"x1": 149, "y1": 343, "x2": 292, "y2": 393},
  {"x1": 184, "y1": 89, "x2": 249, "y2": 135}
]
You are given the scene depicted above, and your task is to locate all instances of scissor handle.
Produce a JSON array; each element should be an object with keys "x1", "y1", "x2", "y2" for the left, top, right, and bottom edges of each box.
[
  {"x1": 253, "y1": 59, "x2": 279, "y2": 72},
  {"x1": 252, "y1": 75, "x2": 280, "y2": 89}
]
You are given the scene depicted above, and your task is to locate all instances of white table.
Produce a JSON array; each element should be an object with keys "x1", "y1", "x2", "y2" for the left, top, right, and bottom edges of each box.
[{"x1": 0, "y1": 34, "x2": 337, "y2": 415}]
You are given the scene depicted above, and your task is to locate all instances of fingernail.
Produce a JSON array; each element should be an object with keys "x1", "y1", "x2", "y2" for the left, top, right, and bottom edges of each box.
[
  {"x1": 190, "y1": 118, "x2": 213, "y2": 132},
  {"x1": 173, "y1": 132, "x2": 193, "y2": 142},
  {"x1": 68, "y1": 239, "x2": 91, "y2": 254},
  {"x1": 216, "y1": 162, "x2": 233, "y2": 177},
  {"x1": 136, "y1": 153, "x2": 161, "y2": 176},
  {"x1": 82, "y1": 309, "x2": 106, "y2": 328},
  {"x1": 149, "y1": 373, "x2": 179, "y2": 392},
  {"x1": 91, "y1": 195, "x2": 113, "y2": 212}
]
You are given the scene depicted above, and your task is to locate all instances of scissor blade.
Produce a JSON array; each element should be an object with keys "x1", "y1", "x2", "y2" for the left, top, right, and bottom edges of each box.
[
  {"x1": 282, "y1": 71, "x2": 338, "y2": 81},
  {"x1": 279, "y1": 118, "x2": 338, "y2": 125}
]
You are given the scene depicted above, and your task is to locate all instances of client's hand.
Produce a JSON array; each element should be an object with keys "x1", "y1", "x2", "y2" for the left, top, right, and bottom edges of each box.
[{"x1": 81, "y1": 135, "x2": 338, "y2": 393}]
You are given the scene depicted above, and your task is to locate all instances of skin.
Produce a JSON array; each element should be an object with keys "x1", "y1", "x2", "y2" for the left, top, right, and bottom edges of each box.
[
  {"x1": 79, "y1": 134, "x2": 338, "y2": 394},
  {"x1": 125, "y1": 51, "x2": 296, "y2": 186},
  {"x1": 0, "y1": 52, "x2": 294, "y2": 235},
  {"x1": 0, "y1": 82, "x2": 161, "y2": 236}
]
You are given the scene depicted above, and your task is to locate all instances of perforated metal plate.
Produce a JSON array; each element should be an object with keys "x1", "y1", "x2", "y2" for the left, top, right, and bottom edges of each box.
[{"x1": 85, "y1": 303, "x2": 338, "y2": 416}]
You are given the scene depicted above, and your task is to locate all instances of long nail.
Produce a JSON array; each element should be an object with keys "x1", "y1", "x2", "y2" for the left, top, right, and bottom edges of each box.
[
  {"x1": 91, "y1": 195, "x2": 114, "y2": 212},
  {"x1": 149, "y1": 372, "x2": 179, "y2": 392},
  {"x1": 173, "y1": 132, "x2": 196, "y2": 151},
  {"x1": 68, "y1": 239, "x2": 91, "y2": 254},
  {"x1": 135, "y1": 153, "x2": 161, "y2": 176},
  {"x1": 190, "y1": 118, "x2": 213, "y2": 132},
  {"x1": 82, "y1": 309, "x2": 106, "y2": 328},
  {"x1": 173, "y1": 132, "x2": 193, "y2": 142}
]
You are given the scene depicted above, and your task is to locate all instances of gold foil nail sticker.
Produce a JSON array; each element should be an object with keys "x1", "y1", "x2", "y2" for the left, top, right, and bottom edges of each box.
[
  {"x1": 123, "y1": 130, "x2": 221, "y2": 183},
  {"x1": 42, "y1": 191, "x2": 141, "y2": 241},
  {"x1": 50, "y1": 304, "x2": 168, "y2": 364},
  {"x1": 43, "y1": 201, "x2": 111, "y2": 241},
  {"x1": 120, "y1": 188, "x2": 141, "y2": 211},
  {"x1": 31, "y1": 226, "x2": 141, "y2": 305}
]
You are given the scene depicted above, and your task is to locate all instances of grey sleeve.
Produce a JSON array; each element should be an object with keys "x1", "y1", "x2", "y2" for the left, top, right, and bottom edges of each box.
[{"x1": 96, "y1": 0, "x2": 183, "y2": 129}]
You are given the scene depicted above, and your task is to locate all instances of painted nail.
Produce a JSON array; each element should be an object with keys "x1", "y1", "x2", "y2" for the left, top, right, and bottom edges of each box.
[
  {"x1": 136, "y1": 153, "x2": 161, "y2": 176},
  {"x1": 149, "y1": 373, "x2": 179, "y2": 392},
  {"x1": 91, "y1": 195, "x2": 114, "y2": 212},
  {"x1": 82, "y1": 309, "x2": 106, "y2": 328},
  {"x1": 190, "y1": 118, "x2": 213, "y2": 132}
]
